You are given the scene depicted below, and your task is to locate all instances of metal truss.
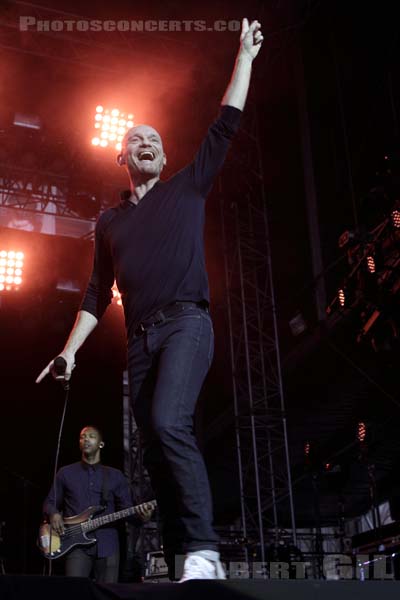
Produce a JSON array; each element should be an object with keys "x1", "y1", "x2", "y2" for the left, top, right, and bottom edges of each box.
[
  {"x1": 122, "y1": 370, "x2": 161, "y2": 572},
  {"x1": 0, "y1": 1, "x2": 199, "y2": 78},
  {"x1": 0, "y1": 161, "x2": 97, "y2": 239},
  {"x1": 220, "y1": 104, "x2": 296, "y2": 563}
]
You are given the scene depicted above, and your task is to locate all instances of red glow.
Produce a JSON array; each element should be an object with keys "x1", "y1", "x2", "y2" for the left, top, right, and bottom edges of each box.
[
  {"x1": 112, "y1": 282, "x2": 122, "y2": 306},
  {"x1": 357, "y1": 422, "x2": 366, "y2": 442},
  {"x1": 366, "y1": 256, "x2": 376, "y2": 274}
]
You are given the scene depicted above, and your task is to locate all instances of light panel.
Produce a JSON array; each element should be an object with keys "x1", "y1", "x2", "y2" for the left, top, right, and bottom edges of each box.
[
  {"x1": 92, "y1": 106, "x2": 134, "y2": 151},
  {"x1": 0, "y1": 250, "x2": 24, "y2": 291}
]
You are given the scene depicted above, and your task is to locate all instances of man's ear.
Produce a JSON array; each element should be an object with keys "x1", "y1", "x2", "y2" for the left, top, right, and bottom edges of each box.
[
  {"x1": 117, "y1": 153, "x2": 125, "y2": 166},
  {"x1": 163, "y1": 153, "x2": 167, "y2": 167}
]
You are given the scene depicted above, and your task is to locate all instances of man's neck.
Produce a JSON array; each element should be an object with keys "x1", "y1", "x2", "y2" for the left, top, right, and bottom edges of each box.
[
  {"x1": 129, "y1": 176, "x2": 159, "y2": 204},
  {"x1": 82, "y1": 453, "x2": 101, "y2": 465}
]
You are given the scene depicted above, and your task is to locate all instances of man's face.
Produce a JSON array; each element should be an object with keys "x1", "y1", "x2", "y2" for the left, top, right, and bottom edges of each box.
[
  {"x1": 79, "y1": 427, "x2": 102, "y2": 456},
  {"x1": 120, "y1": 125, "x2": 166, "y2": 179}
]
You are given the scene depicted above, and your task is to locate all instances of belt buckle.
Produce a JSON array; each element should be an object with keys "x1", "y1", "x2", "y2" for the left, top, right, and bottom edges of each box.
[{"x1": 139, "y1": 323, "x2": 146, "y2": 333}]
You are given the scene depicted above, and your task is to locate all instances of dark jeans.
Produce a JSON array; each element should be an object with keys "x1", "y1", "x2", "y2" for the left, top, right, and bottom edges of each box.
[
  {"x1": 65, "y1": 546, "x2": 119, "y2": 583},
  {"x1": 127, "y1": 303, "x2": 219, "y2": 575}
]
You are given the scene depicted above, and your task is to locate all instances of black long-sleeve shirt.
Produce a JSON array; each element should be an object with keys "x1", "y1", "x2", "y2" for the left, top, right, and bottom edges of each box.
[{"x1": 81, "y1": 105, "x2": 241, "y2": 340}]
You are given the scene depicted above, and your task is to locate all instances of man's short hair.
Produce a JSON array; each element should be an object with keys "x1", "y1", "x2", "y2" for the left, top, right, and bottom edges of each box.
[{"x1": 80, "y1": 425, "x2": 103, "y2": 441}]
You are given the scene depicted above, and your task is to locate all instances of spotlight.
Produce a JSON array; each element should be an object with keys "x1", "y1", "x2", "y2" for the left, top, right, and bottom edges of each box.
[
  {"x1": 0, "y1": 250, "x2": 24, "y2": 291},
  {"x1": 357, "y1": 422, "x2": 366, "y2": 443},
  {"x1": 92, "y1": 106, "x2": 134, "y2": 150},
  {"x1": 366, "y1": 256, "x2": 376, "y2": 274},
  {"x1": 338, "y1": 288, "x2": 346, "y2": 307},
  {"x1": 391, "y1": 209, "x2": 400, "y2": 228}
]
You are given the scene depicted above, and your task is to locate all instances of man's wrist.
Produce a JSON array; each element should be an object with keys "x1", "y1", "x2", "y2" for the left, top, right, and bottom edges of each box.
[{"x1": 237, "y1": 48, "x2": 254, "y2": 65}]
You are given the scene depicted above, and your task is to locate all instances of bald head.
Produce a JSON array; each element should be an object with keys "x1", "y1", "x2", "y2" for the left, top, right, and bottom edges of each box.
[
  {"x1": 118, "y1": 124, "x2": 167, "y2": 182},
  {"x1": 122, "y1": 124, "x2": 163, "y2": 151}
]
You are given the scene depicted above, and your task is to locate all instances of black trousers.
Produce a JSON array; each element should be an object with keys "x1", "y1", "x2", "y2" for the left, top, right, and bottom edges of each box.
[
  {"x1": 64, "y1": 546, "x2": 119, "y2": 583},
  {"x1": 128, "y1": 304, "x2": 219, "y2": 578}
]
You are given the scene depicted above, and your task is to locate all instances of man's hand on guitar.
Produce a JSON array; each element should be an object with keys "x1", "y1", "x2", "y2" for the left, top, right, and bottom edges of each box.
[
  {"x1": 50, "y1": 513, "x2": 65, "y2": 535},
  {"x1": 137, "y1": 502, "x2": 155, "y2": 523}
]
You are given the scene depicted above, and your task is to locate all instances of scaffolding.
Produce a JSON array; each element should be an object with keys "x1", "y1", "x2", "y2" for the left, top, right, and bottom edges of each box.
[{"x1": 219, "y1": 104, "x2": 297, "y2": 563}]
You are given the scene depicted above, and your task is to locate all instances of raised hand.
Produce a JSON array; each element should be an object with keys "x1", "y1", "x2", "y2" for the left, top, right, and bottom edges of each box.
[{"x1": 240, "y1": 18, "x2": 263, "y2": 61}]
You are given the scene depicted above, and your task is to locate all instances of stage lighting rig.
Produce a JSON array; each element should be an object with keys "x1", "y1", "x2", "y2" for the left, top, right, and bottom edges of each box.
[
  {"x1": 0, "y1": 250, "x2": 24, "y2": 292},
  {"x1": 91, "y1": 105, "x2": 134, "y2": 151},
  {"x1": 326, "y1": 194, "x2": 400, "y2": 351}
]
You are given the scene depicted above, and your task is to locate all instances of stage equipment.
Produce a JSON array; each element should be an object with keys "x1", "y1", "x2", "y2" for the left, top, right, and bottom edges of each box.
[
  {"x1": 0, "y1": 250, "x2": 24, "y2": 292},
  {"x1": 92, "y1": 106, "x2": 134, "y2": 151}
]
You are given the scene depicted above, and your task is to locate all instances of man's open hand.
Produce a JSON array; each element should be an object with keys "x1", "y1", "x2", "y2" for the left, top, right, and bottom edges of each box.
[{"x1": 240, "y1": 18, "x2": 263, "y2": 61}]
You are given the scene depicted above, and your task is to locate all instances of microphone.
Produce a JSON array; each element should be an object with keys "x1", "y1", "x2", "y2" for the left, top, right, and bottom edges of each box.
[{"x1": 53, "y1": 356, "x2": 70, "y2": 390}]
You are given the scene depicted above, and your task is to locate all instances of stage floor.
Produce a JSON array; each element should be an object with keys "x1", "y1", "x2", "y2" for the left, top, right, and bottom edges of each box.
[{"x1": 1, "y1": 575, "x2": 400, "y2": 599}]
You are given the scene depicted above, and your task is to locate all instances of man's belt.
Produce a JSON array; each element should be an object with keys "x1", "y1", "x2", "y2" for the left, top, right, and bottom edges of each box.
[{"x1": 133, "y1": 301, "x2": 209, "y2": 337}]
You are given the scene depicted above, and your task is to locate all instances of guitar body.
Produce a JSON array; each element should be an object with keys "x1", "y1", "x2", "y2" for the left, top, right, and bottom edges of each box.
[
  {"x1": 38, "y1": 505, "x2": 102, "y2": 559},
  {"x1": 38, "y1": 499, "x2": 156, "y2": 560}
]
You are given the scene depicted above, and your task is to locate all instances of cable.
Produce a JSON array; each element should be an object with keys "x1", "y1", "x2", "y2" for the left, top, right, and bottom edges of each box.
[{"x1": 48, "y1": 368, "x2": 69, "y2": 576}]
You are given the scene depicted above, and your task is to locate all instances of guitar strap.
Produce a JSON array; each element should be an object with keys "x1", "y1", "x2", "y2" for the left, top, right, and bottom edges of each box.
[{"x1": 100, "y1": 465, "x2": 110, "y2": 508}]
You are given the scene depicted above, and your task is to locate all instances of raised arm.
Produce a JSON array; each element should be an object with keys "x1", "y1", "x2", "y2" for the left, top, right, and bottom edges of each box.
[
  {"x1": 187, "y1": 18, "x2": 263, "y2": 197},
  {"x1": 221, "y1": 18, "x2": 263, "y2": 110}
]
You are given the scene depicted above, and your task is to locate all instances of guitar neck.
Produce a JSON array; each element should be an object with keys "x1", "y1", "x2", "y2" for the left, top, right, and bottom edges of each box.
[{"x1": 84, "y1": 501, "x2": 155, "y2": 532}]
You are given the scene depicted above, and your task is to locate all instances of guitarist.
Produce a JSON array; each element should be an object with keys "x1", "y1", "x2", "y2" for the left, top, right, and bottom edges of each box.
[{"x1": 43, "y1": 425, "x2": 152, "y2": 582}]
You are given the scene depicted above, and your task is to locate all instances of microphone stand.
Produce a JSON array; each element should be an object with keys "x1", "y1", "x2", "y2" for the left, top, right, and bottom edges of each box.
[{"x1": 46, "y1": 357, "x2": 71, "y2": 576}]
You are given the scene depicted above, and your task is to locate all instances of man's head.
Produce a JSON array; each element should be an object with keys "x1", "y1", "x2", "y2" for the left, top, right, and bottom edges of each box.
[
  {"x1": 117, "y1": 124, "x2": 167, "y2": 182},
  {"x1": 79, "y1": 425, "x2": 104, "y2": 462}
]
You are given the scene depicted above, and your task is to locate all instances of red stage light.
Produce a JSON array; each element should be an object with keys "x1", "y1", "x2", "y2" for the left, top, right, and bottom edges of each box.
[
  {"x1": 366, "y1": 256, "x2": 376, "y2": 274},
  {"x1": 357, "y1": 422, "x2": 366, "y2": 443},
  {"x1": 391, "y1": 209, "x2": 400, "y2": 228}
]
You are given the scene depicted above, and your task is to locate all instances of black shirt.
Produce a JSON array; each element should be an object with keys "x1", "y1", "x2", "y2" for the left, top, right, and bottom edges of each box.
[{"x1": 81, "y1": 105, "x2": 241, "y2": 340}]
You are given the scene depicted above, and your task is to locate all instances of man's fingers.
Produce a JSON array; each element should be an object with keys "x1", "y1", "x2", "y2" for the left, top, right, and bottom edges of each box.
[
  {"x1": 249, "y1": 20, "x2": 261, "y2": 32},
  {"x1": 240, "y1": 17, "x2": 249, "y2": 40},
  {"x1": 36, "y1": 364, "x2": 51, "y2": 384}
]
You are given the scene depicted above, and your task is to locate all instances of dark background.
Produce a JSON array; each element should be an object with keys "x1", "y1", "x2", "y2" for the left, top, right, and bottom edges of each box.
[{"x1": 0, "y1": 0, "x2": 399, "y2": 574}]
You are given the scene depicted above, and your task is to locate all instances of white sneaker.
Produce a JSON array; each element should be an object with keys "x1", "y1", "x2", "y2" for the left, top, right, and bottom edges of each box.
[{"x1": 179, "y1": 554, "x2": 226, "y2": 582}]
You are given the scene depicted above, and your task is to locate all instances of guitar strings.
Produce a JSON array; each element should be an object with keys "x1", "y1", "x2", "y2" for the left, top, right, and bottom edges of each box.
[{"x1": 48, "y1": 503, "x2": 155, "y2": 542}]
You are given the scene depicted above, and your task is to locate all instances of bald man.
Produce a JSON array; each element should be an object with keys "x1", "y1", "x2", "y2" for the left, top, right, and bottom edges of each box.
[{"x1": 37, "y1": 18, "x2": 263, "y2": 581}]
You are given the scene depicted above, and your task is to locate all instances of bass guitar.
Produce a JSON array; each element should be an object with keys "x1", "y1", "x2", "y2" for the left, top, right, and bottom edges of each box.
[{"x1": 38, "y1": 499, "x2": 156, "y2": 559}]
